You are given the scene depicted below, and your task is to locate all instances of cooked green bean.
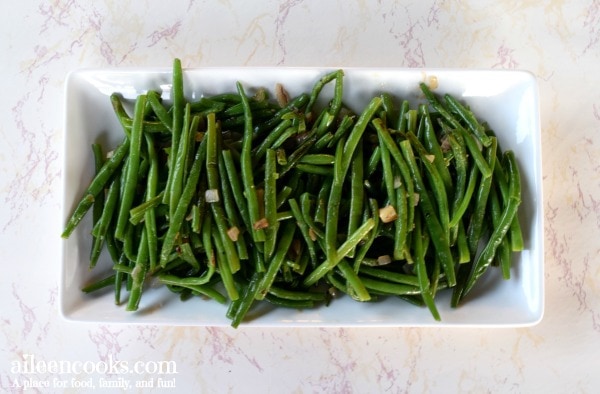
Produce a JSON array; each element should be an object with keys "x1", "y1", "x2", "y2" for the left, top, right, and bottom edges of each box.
[
  {"x1": 444, "y1": 93, "x2": 492, "y2": 147},
  {"x1": 466, "y1": 137, "x2": 497, "y2": 258},
  {"x1": 62, "y1": 137, "x2": 130, "y2": 238},
  {"x1": 125, "y1": 228, "x2": 148, "y2": 311},
  {"x1": 264, "y1": 149, "x2": 279, "y2": 260},
  {"x1": 419, "y1": 104, "x2": 453, "y2": 192},
  {"x1": 163, "y1": 58, "x2": 185, "y2": 207},
  {"x1": 399, "y1": 139, "x2": 456, "y2": 287},
  {"x1": 115, "y1": 95, "x2": 147, "y2": 240},
  {"x1": 206, "y1": 112, "x2": 241, "y2": 273},
  {"x1": 463, "y1": 151, "x2": 521, "y2": 297},
  {"x1": 159, "y1": 135, "x2": 207, "y2": 266},
  {"x1": 147, "y1": 90, "x2": 173, "y2": 132},
  {"x1": 413, "y1": 211, "x2": 441, "y2": 320},
  {"x1": 371, "y1": 119, "x2": 416, "y2": 231},
  {"x1": 303, "y1": 218, "x2": 375, "y2": 287},
  {"x1": 256, "y1": 219, "x2": 297, "y2": 300},
  {"x1": 169, "y1": 103, "x2": 192, "y2": 216},
  {"x1": 347, "y1": 143, "x2": 364, "y2": 257},
  {"x1": 237, "y1": 81, "x2": 266, "y2": 243},
  {"x1": 90, "y1": 173, "x2": 121, "y2": 268}
]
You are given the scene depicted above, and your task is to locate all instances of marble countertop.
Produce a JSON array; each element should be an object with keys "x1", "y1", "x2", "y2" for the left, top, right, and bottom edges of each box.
[{"x1": 1, "y1": 1, "x2": 599, "y2": 392}]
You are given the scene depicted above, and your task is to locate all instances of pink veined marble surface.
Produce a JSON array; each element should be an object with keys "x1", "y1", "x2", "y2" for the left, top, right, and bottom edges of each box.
[{"x1": 1, "y1": 1, "x2": 599, "y2": 393}]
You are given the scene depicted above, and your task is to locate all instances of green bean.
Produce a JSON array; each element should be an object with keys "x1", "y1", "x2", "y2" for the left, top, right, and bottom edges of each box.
[
  {"x1": 365, "y1": 145, "x2": 381, "y2": 178},
  {"x1": 377, "y1": 131, "x2": 397, "y2": 207},
  {"x1": 299, "y1": 193, "x2": 324, "y2": 240},
  {"x1": 221, "y1": 149, "x2": 252, "y2": 233},
  {"x1": 359, "y1": 276, "x2": 420, "y2": 296},
  {"x1": 497, "y1": 154, "x2": 524, "y2": 252},
  {"x1": 252, "y1": 119, "x2": 293, "y2": 162},
  {"x1": 327, "y1": 114, "x2": 355, "y2": 149},
  {"x1": 143, "y1": 132, "x2": 160, "y2": 226},
  {"x1": 315, "y1": 132, "x2": 334, "y2": 151},
  {"x1": 413, "y1": 211, "x2": 441, "y2": 321},
  {"x1": 467, "y1": 137, "x2": 497, "y2": 258},
  {"x1": 217, "y1": 153, "x2": 249, "y2": 261},
  {"x1": 81, "y1": 274, "x2": 117, "y2": 294},
  {"x1": 237, "y1": 81, "x2": 266, "y2": 243},
  {"x1": 420, "y1": 82, "x2": 490, "y2": 148},
  {"x1": 91, "y1": 144, "x2": 105, "y2": 227},
  {"x1": 353, "y1": 199, "x2": 381, "y2": 272},
  {"x1": 147, "y1": 90, "x2": 173, "y2": 132},
  {"x1": 323, "y1": 136, "x2": 346, "y2": 260},
  {"x1": 201, "y1": 212, "x2": 215, "y2": 270},
  {"x1": 264, "y1": 294, "x2": 314, "y2": 309},
  {"x1": 159, "y1": 275, "x2": 226, "y2": 303},
  {"x1": 256, "y1": 219, "x2": 297, "y2": 300},
  {"x1": 449, "y1": 161, "x2": 479, "y2": 228},
  {"x1": 279, "y1": 133, "x2": 318, "y2": 177},
  {"x1": 125, "y1": 228, "x2": 148, "y2": 311},
  {"x1": 289, "y1": 198, "x2": 319, "y2": 268},
  {"x1": 397, "y1": 100, "x2": 410, "y2": 133},
  {"x1": 371, "y1": 119, "x2": 416, "y2": 230},
  {"x1": 230, "y1": 272, "x2": 265, "y2": 328},
  {"x1": 113, "y1": 263, "x2": 133, "y2": 274},
  {"x1": 454, "y1": 123, "x2": 492, "y2": 179},
  {"x1": 463, "y1": 151, "x2": 521, "y2": 296},
  {"x1": 269, "y1": 126, "x2": 298, "y2": 151},
  {"x1": 380, "y1": 93, "x2": 397, "y2": 126},
  {"x1": 163, "y1": 58, "x2": 185, "y2": 206},
  {"x1": 253, "y1": 94, "x2": 310, "y2": 137},
  {"x1": 456, "y1": 218, "x2": 470, "y2": 264},
  {"x1": 406, "y1": 109, "x2": 418, "y2": 134},
  {"x1": 62, "y1": 137, "x2": 130, "y2": 238},
  {"x1": 223, "y1": 97, "x2": 273, "y2": 117},
  {"x1": 314, "y1": 176, "x2": 332, "y2": 225},
  {"x1": 358, "y1": 266, "x2": 419, "y2": 287},
  {"x1": 447, "y1": 132, "x2": 467, "y2": 236},
  {"x1": 189, "y1": 97, "x2": 228, "y2": 112},
  {"x1": 405, "y1": 131, "x2": 450, "y2": 239},
  {"x1": 303, "y1": 218, "x2": 375, "y2": 287},
  {"x1": 90, "y1": 173, "x2": 121, "y2": 268},
  {"x1": 114, "y1": 253, "x2": 128, "y2": 305},
  {"x1": 489, "y1": 184, "x2": 511, "y2": 278},
  {"x1": 212, "y1": 225, "x2": 239, "y2": 301},
  {"x1": 276, "y1": 185, "x2": 293, "y2": 209},
  {"x1": 268, "y1": 286, "x2": 326, "y2": 302},
  {"x1": 128, "y1": 192, "x2": 163, "y2": 225},
  {"x1": 419, "y1": 104, "x2": 453, "y2": 192},
  {"x1": 206, "y1": 112, "x2": 241, "y2": 273},
  {"x1": 191, "y1": 204, "x2": 202, "y2": 234},
  {"x1": 509, "y1": 213, "x2": 524, "y2": 252},
  {"x1": 347, "y1": 143, "x2": 364, "y2": 258},
  {"x1": 299, "y1": 153, "x2": 335, "y2": 165},
  {"x1": 109, "y1": 94, "x2": 132, "y2": 137},
  {"x1": 159, "y1": 133, "x2": 207, "y2": 266},
  {"x1": 341, "y1": 97, "x2": 382, "y2": 176},
  {"x1": 305, "y1": 69, "x2": 342, "y2": 118},
  {"x1": 394, "y1": 179, "x2": 409, "y2": 261},
  {"x1": 337, "y1": 259, "x2": 371, "y2": 301},
  {"x1": 444, "y1": 93, "x2": 492, "y2": 147},
  {"x1": 328, "y1": 70, "x2": 345, "y2": 124},
  {"x1": 115, "y1": 94, "x2": 147, "y2": 240},
  {"x1": 169, "y1": 103, "x2": 192, "y2": 217},
  {"x1": 264, "y1": 149, "x2": 279, "y2": 260},
  {"x1": 295, "y1": 163, "x2": 333, "y2": 176},
  {"x1": 399, "y1": 139, "x2": 456, "y2": 287}
]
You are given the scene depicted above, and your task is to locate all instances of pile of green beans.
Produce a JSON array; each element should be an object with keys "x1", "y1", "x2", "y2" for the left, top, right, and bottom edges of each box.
[{"x1": 62, "y1": 59, "x2": 523, "y2": 327}]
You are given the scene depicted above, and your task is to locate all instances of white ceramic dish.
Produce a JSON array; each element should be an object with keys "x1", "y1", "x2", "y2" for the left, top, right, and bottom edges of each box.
[{"x1": 61, "y1": 68, "x2": 543, "y2": 327}]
